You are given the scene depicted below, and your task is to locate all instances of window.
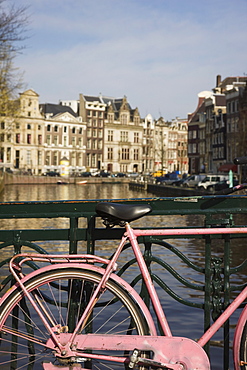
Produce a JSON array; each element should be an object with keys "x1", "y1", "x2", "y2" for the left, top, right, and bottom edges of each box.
[
  {"x1": 87, "y1": 139, "x2": 91, "y2": 149},
  {"x1": 92, "y1": 129, "x2": 97, "y2": 137},
  {"x1": 92, "y1": 139, "x2": 97, "y2": 149},
  {"x1": 133, "y1": 149, "x2": 139, "y2": 160},
  {"x1": 38, "y1": 135, "x2": 42, "y2": 144},
  {"x1": 134, "y1": 132, "x2": 139, "y2": 143},
  {"x1": 79, "y1": 127, "x2": 82, "y2": 134},
  {"x1": 107, "y1": 148, "x2": 113, "y2": 160},
  {"x1": 47, "y1": 135, "x2": 51, "y2": 145},
  {"x1": 121, "y1": 148, "x2": 129, "y2": 160},
  {"x1": 27, "y1": 124, "x2": 31, "y2": 130},
  {"x1": 134, "y1": 116, "x2": 140, "y2": 124},
  {"x1": 72, "y1": 137, "x2": 76, "y2": 147},
  {"x1": 7, "y1": 147, "x2": 11, "y2": 162},
  {"x1": 64, "y1": 126, "x2": 67, "y2": 133},
  {"x1": 38, "y1": 151, "x2": 42, "y2": 165},
  {"x1": 120, "y1": 113, "x2": 128, "y2": 125},
  {"x1": 1, "y1": 121, "x2": 5, "y2": 129},
  {"x1": 45, "y1": 153, "x2": 50, "y2": 165},
  {"x1": 27, "y1": 134, "x2": 31, "y2": 144},
  {"x1": 47, "y1": 125, "x2": 51, "y2": 131},
  {"x1": 120, "y1": 131, "x2": 128, "y2": 142},
  {"x1": 108, "y1": 113, "x2": 114, "y2": 123},
  {"x1": 108, "y1": 130, "x2": 113, "y2": 141},
  {"x1": 72, "y1": 127, "x2": 76, "y2": 134},
  {"x1": 54, "y1": 136, "x2": 58, "y2": 145},
  {"x1": 53, "y1": 152, "x2": 58, "y2": 166},
  {"x1": 16, "y1": 134, "x2": 20, "y2": 143},
  {"x1": 92, "y1": 153, "x2": 96, "y2": 167}
]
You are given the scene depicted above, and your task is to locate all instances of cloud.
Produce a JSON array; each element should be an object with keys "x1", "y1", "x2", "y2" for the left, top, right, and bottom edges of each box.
[{"x1": 16, "y1": 0, "x2": 247, "y2": 119}]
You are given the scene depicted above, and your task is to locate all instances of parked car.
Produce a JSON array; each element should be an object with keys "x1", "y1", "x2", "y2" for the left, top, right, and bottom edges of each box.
[
  {"x1": 80, "y1": 172, "x2": 92, "y2": 177},
  {"x1": 183, "y1": 174, "x2": 206, "y2": 188},
  {"x1": 152, "y1": 170, "x2": 166, "y2": 177},
  {"x1": 44, "y1": 171, "x2": 60, "y2": 177},
  {"x1": 99, "y1": 170, "x2": 111, "y2": 177},
  {"x1": 115, "y1": 172, "x2": 126, "y2": 177},
  {"x1": 209, "y1": 179, "x2": 239, "y2": 192},
  {"x1": 127, "y1": 172, "x2": 139, "y2": 178},
  {"x1": 161, "y1": 175, "x2": 180, "y2": 186},
  {"x1": 155, "y1": 175, "x2": 169, "y2": 184},
  {"x1": 197, "y1": 174, "x2": 229, "y2": 191},
  {"x1": 173, "y1": 177, "x2": 190, "y2": 187}
]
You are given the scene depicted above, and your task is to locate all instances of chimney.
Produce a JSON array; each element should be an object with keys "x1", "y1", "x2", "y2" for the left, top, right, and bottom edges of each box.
[{"x1": 216, "y1": 75, "x2": 221, "y2": 87}]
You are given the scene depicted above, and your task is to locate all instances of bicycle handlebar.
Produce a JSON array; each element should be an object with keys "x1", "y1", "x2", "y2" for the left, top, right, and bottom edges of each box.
[
  {"x1": 215, "y1": 183, "x2": 247, "y2": 195},
  {"x1": 233, "y1": 156, "x2": 247, "y2": 165}
]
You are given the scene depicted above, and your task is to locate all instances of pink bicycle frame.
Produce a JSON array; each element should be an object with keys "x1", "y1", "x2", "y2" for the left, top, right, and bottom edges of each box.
[{"x1": 2, "y1": 224, "x2": 247, "y2": 369}]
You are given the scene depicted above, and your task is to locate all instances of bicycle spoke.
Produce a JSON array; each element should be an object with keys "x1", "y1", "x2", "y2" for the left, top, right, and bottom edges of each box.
[{"x1": 0, "y1": 268, "x2": 150, "y2": 369}]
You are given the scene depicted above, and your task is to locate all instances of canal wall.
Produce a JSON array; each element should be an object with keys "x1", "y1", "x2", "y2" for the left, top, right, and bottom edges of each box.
[{"x1": 3, "y1": 172, "x2": 130, "y2": 185}]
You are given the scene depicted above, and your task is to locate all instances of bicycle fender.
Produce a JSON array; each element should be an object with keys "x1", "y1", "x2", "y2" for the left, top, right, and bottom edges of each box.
[{"x1": 0, "y1": 263, "x2": 157, "y2": 335}]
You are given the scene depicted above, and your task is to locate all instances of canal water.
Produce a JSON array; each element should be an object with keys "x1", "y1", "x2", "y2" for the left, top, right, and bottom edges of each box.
[{"x1": 0, "y1": 183, "x2": 246, "y2": 369}]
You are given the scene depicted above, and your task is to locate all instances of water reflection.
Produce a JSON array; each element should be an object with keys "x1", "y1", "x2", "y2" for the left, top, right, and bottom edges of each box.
[{"x1": 0, "y1": 183, "x2": 145, "y2": 202}]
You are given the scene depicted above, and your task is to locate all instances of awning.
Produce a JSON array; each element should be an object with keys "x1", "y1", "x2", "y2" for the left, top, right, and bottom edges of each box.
[{"x1": 217, "y1": 163, "x2": 238, "y2": 172}]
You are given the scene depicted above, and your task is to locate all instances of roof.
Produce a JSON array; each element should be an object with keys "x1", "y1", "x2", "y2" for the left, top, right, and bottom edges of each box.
[
  {"x1": 39, "y1": 103, "x2": 78, "y2": 118},
  {"x1": 83, "y1": 95, "x2": 102, "y2": 103}
]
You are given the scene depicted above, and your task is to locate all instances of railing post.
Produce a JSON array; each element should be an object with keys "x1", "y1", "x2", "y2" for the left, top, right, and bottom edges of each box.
[{"x1": 69, "y1": 217, "x2": 78, "y2": 254}]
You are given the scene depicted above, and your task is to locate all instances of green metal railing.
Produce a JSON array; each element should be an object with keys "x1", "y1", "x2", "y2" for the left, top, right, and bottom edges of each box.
[{"x1": 0, "y1": 194, "x2": 247, "y2": 369}]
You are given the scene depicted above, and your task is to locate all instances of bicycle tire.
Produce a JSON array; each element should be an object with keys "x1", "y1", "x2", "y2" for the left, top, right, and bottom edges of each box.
[
  {"x1": 240, "y1": 320, "x2": 247, "y2": 369},
  {"x1": 0, "y1": 267, "x2": 151, "y2": 370}
]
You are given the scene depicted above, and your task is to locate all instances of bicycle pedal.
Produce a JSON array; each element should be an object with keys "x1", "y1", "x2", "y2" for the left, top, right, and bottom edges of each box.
[{"x1": 129, "y1": 349, "x2": 141, "y2": 368}]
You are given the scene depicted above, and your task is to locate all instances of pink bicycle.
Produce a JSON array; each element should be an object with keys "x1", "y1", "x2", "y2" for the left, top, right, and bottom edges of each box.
[{"x1": 0, "y1": 164, "x2": 247, "y2": 369}]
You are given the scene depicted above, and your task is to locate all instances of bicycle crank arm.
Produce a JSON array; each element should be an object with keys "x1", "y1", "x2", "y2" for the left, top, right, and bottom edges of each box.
[{"x1": 129, "y1": 349, "x2": 184, "y2": 369}]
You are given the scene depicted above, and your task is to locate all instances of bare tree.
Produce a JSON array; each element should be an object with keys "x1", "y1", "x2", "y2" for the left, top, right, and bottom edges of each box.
[{"x1": 0, "y1": 0, "x2": 29, "y2": 115}]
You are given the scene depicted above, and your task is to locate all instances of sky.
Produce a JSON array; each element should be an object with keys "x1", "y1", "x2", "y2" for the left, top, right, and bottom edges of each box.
[{"x1": 10, "y1": 0, "x2": 247, "y2": 120}]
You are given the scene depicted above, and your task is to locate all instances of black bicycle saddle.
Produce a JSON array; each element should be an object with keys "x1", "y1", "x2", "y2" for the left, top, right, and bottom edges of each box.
[{"x1": 95, "y1": 202, "x2": 152, "y2": 224}]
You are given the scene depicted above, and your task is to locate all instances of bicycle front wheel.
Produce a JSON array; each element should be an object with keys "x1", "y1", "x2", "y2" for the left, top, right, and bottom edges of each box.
[
  {"x1": 239, "y1": 321, "x2": 247, "y2": 369},
  {"x1": 0, "y1": 267, "x2": 151, "y2": 370}
]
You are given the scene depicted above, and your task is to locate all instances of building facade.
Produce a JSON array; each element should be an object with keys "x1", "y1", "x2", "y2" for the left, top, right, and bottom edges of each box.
[
  {"x1": 102, "y1": 96, "x2": 143, "y2": 173},
  {"x1": 188, "y1": 76, "x2": 247, "y2": 174}
]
